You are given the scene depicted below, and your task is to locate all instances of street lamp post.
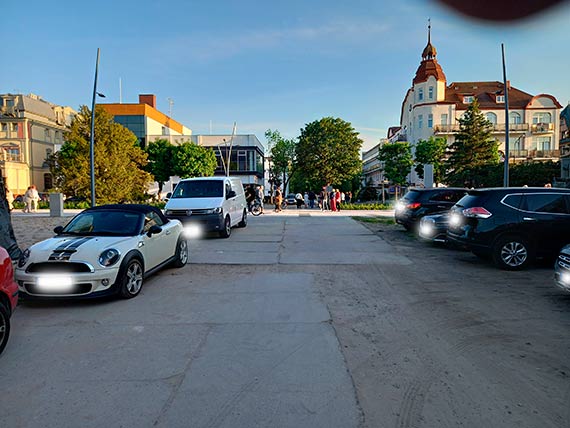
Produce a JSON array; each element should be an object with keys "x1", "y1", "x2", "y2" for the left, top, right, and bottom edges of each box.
[{"x1": 89, "y1": 48, "x2": 105, "y2": 207}]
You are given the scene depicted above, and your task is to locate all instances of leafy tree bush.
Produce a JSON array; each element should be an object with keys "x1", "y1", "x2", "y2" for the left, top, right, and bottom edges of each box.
[
  {"x1": 49, "y1": 106, "x2": 152, "y2": 204},
  {"x1": 378, "y1": 142, "x2": 413, "y2": 185}
]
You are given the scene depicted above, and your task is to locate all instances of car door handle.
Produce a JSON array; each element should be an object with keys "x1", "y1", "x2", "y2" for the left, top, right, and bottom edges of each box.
[
  {"x1": 166, "y1": 230, "x2": 171, "y2": 235},
  {"x1": 523, "y1": 217, "x2": 537, "y2": 222}
]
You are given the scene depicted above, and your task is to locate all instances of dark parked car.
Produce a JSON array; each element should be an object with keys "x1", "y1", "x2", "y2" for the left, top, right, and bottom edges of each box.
[
  {"x1": 554, "y1": 245, "x2": 570, "y2": 292},
  {"x1": 419, "y1": 212, "x2": 450, "y2": 243},
  {"x1": 447, "y1": 187, "x2": 570, "y2": 270},
  {"x1": 395, "y1": 187, "x2": 467, "y2": 231},
  {"x1": 285, "y1": 193, "x2": 297, "y2": 205}
]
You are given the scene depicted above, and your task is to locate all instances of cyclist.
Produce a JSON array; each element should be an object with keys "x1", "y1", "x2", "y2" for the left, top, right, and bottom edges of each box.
[{"x1": 255, "y1": 185, "x2": 264, "y2": 214}]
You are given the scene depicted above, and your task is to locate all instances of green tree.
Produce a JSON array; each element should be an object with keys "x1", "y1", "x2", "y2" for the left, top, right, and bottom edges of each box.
[
  {"x1": 378, "y1": 141, "x2": 413, "y2": 185},
  {"x1": 50, "y1": 105, "x2": 152, "y2": 203},
  {"x1": 445, "y1": 99, "x2": 500, "y2": 186},
  {"x1": 171, "y1": 142, "x2": 217, "y2": 178},
  {"x1": 295, "y1": 117, "x2": 363, "y2": 188},
  {"x1": 414, "y1": 137, "x2": 447, "y2": 184},
  {"x1": 145, "y1": 139, "x2": 174, "y2": 197},
  {"x1": 265, "y1": 129, "x2": 297, "y2": 191}
]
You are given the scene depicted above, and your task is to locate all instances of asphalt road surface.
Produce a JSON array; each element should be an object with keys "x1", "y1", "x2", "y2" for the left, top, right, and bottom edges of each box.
[{"x1": 1, "y1": 212, "x2": 569, "y2": 428}]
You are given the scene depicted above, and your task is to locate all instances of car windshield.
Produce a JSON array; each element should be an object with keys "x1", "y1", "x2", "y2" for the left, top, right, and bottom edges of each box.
[
  {"x1": 171, "y1": 180, "x2": 223, "y2": 198},
  {"x1": 62, "y1": 210, "x2": 142, "y2": 236}
]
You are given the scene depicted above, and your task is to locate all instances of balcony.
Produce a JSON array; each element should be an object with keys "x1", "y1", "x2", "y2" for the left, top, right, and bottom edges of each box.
[
  {"x1": 491, "y1": 123, "x2": 529, "y2": 133},
  {"x1": 509, "y1": 150, "x2": 528, "y2": 158},
  {"x1": 531, "y1": 123, "x2": 554, "y2": 134},
  {"x1": 433, "y1": 124, "x2": 460, "y2": 134},
  {"x1": 528, "y1": 149, "x2": 559, "y2": 159}
]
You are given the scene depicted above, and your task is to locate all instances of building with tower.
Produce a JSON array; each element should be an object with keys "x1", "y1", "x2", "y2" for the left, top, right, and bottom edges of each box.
[{"x1": 400, "y1": 24, "x2": 562, "y2": 184}]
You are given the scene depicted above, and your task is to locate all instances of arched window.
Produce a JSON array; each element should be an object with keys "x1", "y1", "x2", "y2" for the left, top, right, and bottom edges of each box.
[
  {"x1": 509, "y1": 112, "x2": 522, "y2": 124},
  {"x1": 485, "y1": 112, "x2": 497, "y2": 124}
]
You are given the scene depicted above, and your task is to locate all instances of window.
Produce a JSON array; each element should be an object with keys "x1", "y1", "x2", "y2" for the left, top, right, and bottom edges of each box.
[
  {"x1": 440, "y1": 114, "x2": 448, "y2": 125},
  {"x1": 11, "y1": 123, "x2": 18, "y2": 132},
  {"x1": 1, "y1": 123, "x2": 6, "y2": 132},
  {"x1": 161, "y1": 126, "x2": 167, "y2": 135},
  {"x1": 5, "y1": 99, "x2": 14, "y2": 107},
  {"x1": 429, "y1": 190, "x2": 465, "y2": 202},
  {"x1": 485, "y1": 112, "x2": 497, "y2": 124},
  {"x1": 418, "y1": 115, "x2": 423, "y2": 129},
  {"x1": 533, "y1": 112, "x2": 552, "y2": 124},
  {"x1": 509, "y1": 112, "x2": 522, "y2": 124},
  {"x1": 535, "y1": 136, "x2": 551, "y2": 150},
  {"x1": 428, "y1": 86, "x2": 434, "y2": 100},
  {"x1": 524, "y1": 194, "x2": 568, "y2": 214},
  {"x1": 463, "y1": 96, "x2": 474, "y2": 104},
  {"x1": 496, "y1": 95, "x2": 505, "y2": 103},
  {"x1": 237, "y1": 150, "x2": 247, "y2": 171},
  {"x1": 143, "y1": 211, "x2": 164, "y2": 233},
  {"x1": 428, "y1": 114, "x2": 433, "y2": 128},
  {"x1": 44, "y1": 128, "x2": 51, "y2": 142},
  {"x1": 502, "y1": 194, "x2": 523, "y2": 209},
  {"x1": 418, "y1": 88, "x2": 424, "y2": 102}
]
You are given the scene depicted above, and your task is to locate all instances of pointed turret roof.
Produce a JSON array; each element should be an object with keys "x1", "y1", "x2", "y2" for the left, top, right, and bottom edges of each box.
[{"x1": 413, "y1": 20, "x2": 446, "y2": 85}]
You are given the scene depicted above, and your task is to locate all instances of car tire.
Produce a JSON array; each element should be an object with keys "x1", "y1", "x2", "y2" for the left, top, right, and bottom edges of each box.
[
  {"x1": 492, "y1": 235, "x2": 533, "y2": 270},
  {"x1": 172, "y1": 238, "x2": 189, "y2": 268},
  {"x1": 0, "y1": 301, "x2": 11, "y2": 355},
  {"x1": 118, "y1": 257, "x2": 144, "y2": 298},
  {"x1": 237, "y1": 209, "x2": 247, "y2": 228},
  {"x1": 219, "y1": 215, "x2": 231, "y2": 238}
]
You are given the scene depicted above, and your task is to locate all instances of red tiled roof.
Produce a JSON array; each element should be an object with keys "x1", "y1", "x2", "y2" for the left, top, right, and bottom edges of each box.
[
  {"x1": 444, "y1": 81, "x2": 535, "y2": 109},
  {"x1": 412, "y1": 59, "x2": 446, "y2": 85}
]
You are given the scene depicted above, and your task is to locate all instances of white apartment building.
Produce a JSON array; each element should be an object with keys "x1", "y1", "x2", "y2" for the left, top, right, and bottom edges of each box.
[{"x1": 400, "y1": 28, "x2": 562, "y2": 183}]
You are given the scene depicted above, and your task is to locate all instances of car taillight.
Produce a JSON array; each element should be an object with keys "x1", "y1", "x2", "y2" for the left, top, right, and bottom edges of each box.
[
  {"x1": 407, "y1": 202, "x2": 421, "y2": 209},
  {"x1": 462, "y1": 207, "x2": 492, "y2": 218}
]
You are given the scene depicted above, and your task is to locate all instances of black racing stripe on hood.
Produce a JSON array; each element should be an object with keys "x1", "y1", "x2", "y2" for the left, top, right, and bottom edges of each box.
[{"x1": 50, "y1": 237, "x2": 94, "y2": 260}]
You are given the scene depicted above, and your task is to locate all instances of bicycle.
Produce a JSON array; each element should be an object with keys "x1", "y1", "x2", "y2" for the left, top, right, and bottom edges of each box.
[{"x1": 249, "y1": 200, "x2": 263, "y2": 216}]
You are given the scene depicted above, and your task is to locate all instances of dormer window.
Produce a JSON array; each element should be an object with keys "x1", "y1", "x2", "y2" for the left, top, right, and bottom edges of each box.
[
  {"x1": 463, "y1": 96, "x2": 474, "y2": 104},
  {"x1": 496, "y1": 95, "x2": 505, "y2": 103}
]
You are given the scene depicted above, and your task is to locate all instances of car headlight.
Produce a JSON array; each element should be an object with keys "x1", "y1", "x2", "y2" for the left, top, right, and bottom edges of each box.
[
  {"x1": 98, "y1": 249, "x2": 120, "y2": 267},
  {"x1": 18, "y1": 248, "x2": 30, "y2": 268},
  {"x1": 212, "y1": 207, "x2": 222, "y2": 214},
  {"x1": 165, "y1": 210, "x2": 173, "y2": 216}
]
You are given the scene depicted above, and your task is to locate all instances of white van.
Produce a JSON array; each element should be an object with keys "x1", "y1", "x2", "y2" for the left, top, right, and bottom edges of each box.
[{"x1": 164, "y1": 177, "x2": 247, "y2": 238}]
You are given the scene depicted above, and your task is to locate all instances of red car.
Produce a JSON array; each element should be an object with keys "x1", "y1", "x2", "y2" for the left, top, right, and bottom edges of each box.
[{"x1": 0, "y1": 245, "x2": 18, "y2": 355}]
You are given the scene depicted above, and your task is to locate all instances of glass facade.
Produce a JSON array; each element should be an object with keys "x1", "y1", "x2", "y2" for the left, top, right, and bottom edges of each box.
[{"x1": 113, "y1": 115, "x2": 146, "y2": 146}]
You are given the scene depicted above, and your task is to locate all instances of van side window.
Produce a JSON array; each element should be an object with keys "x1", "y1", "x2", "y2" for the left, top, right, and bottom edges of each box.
[{"x1": 524, "y1": 194, "x2": 569, "y2": 214}]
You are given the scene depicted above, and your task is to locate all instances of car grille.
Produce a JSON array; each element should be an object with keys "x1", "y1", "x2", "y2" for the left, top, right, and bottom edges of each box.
[
  {"x1": 26, "y1": 262, "x2": 94, "y2": 274},
  {"x1": 24, "y1": 283, "x2": 92, "y2": 295},
  {"x1": 168, "y1": 209, "x2": 211, "y2": 216},
  {"x1": 558, "y1": 254, "x2": 570, "y2": 270}
]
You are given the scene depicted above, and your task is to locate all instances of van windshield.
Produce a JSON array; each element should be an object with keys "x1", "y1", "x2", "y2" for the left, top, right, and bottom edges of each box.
[{"x1": 171, "y1": 180, "x2": 224, "y2": 198}]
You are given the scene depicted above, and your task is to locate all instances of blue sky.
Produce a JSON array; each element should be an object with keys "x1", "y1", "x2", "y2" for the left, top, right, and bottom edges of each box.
[{"x1": 2, "y1": 0, "x2": 570, "y2": 151}]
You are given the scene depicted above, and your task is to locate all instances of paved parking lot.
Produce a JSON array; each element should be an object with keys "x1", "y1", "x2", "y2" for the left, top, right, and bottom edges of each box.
[{"x1": 1, "y1": 211, "x2": 569, "y2": 428}]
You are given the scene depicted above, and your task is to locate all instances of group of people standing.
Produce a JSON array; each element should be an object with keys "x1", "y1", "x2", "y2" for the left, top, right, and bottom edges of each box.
[
  {"x1": 3, "y1": 184, "x2": 40, "y2": 213},
  {"x1": 318, "y1": 188, "x2": 351, "y2": 212}
]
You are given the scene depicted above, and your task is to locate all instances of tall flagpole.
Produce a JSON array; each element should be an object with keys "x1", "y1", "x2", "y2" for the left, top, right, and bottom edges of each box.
[{"x1": 90, "y1": 48, "x2": 101, "y2": 207}]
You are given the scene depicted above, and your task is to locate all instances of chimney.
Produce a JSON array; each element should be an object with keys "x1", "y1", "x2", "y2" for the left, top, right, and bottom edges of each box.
[
  {"x1": 506, "y1": 80, "x2": 511, "y2": 90},
  {"x1": 139, "y1": 94, "x2": 156, "y2": 108}
]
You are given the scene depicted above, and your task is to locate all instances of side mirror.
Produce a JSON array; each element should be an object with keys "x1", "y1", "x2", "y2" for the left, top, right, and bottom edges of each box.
[
  {"x1": 166, "y1": 192, "x2": 172, "y2": 199},
  {"x1": 54, "y1": 226, "x2": 64, "y2": 235},
  {"x1": 147, "y1": 225, "x2": 162, "y2": 237},
  {"x1": 227, "y1": 190, "x2": 237, "y2": 199}
]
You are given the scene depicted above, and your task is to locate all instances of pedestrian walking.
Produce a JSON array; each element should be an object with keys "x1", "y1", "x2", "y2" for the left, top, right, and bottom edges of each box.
[
  {"x1": 274, "y1": 187, "x2": 283, "y2": 212},
  {"x1": 5, "y1": 186, "x2": 14, "y2": 211},
  {"x1": 330, "y1": 190, "x2": 337, "y2": 212},
  {"x1": 295, "y1": 192, "x2": 304, "y2": 209},
  {"x1": 303, "y1": 192, "x2": 309, "y2": 208}
]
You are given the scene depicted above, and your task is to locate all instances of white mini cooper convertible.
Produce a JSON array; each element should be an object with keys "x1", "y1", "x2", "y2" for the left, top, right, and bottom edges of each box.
[{"x1": 15, "y1": 204, "x2": 188, "y2": 299}]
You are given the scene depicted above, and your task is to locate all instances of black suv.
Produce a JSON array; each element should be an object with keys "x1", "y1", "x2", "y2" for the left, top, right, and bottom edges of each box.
[
  {"x1": 447, "y1": 187, "x2": 570, "y2": 270},
  {"x1": 395, "y1": 187, "x2": 467, "y2": 230}
]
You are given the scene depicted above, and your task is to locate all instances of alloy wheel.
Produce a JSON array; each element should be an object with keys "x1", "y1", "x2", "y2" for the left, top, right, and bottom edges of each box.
[
  {"x1": 501, "y1": 242, "x2": 528, "y2": 267},
  {"x1": 126, "y1": 262, "x2": 143, "y2": 294}
]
